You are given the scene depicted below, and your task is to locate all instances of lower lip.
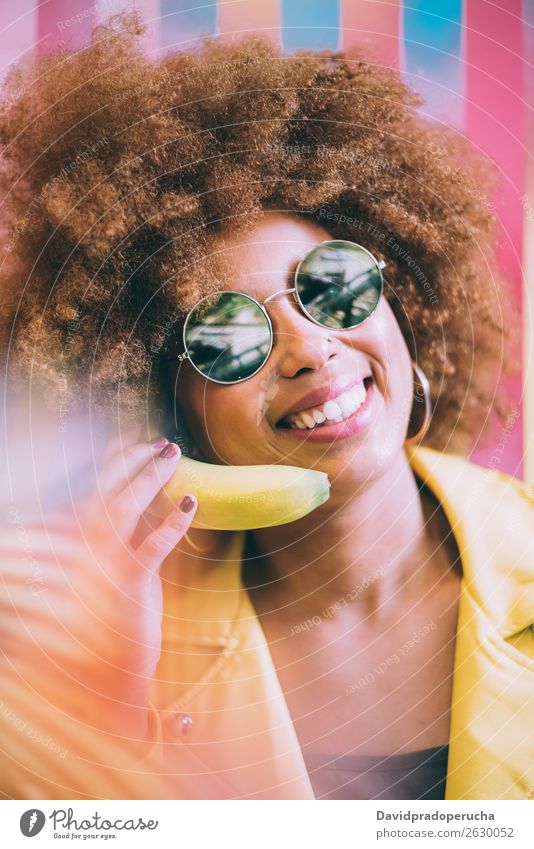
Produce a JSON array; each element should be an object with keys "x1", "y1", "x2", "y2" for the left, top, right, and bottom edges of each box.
[{"x1": 277, "y1": 381, "x2": 377, "y2": 443}]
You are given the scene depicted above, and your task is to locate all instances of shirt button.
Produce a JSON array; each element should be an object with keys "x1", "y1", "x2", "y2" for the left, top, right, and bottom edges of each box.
[{"x1": 169, "y1": 712, "x2": 193, "y2": 737}]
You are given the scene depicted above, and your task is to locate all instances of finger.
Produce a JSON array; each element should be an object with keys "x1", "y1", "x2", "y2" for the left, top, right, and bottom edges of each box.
[
  {"x1": 95, "y1": 436, "x2": 170, "y2": 497},
  {"x1": 108, "y1": 443, "x2": 182, "y2": 541},
  {"x1": 135, "y1": 494, "x2": 198, "y2": 572}
]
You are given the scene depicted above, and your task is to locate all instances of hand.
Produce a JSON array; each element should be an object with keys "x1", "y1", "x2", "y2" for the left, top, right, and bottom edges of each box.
[{"x1": 2, "y1": 434, "x2": 197, "y2": 742}]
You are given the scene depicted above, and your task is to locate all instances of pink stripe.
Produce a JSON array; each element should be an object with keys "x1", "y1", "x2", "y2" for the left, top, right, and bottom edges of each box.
[
  {"x1": 35, "y1": 1, "x2": 161, "y2": 58},
  {"x1": 464, "y1": 0, "x2": 525, "y2": 477},
  {"x1": 38, "y1": 0, "x2": 95, "y2": 55},
  {"x1": 524, "y1": 3, "x2": 534, "y2": 485},
  {"x1": 341, "y1": 0, "x2": 400, "y2": 68},
  {"x1": 218, "y1": 0, "x2": 280, "y2": 44},
  {"x1": 0, "y1": 0, "x2": 36, "y2": 74}
]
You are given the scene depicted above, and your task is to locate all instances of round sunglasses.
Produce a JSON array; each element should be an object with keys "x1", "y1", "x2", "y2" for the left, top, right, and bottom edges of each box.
[{"x1": 165, "y1": 240, "x2": 385, "y2": 384}]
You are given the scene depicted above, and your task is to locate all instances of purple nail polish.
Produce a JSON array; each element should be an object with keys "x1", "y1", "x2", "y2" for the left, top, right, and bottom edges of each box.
[
  {"x1": 151, "y1": 435, "x2": 168, "y2": 450},
  {"x1": 179, "y1": 495, "x2": 195, "y2": 513},
  {"x1": 160, "y1": 442, "x2": 179, "y2": 459}
]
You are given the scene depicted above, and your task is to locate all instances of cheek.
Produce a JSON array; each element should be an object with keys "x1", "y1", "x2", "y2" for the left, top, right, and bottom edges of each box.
[
  {"x1": 377, "y1": 321, "x2": 414, "y2": 463},
  {"x1": 363, "y1": 300, "x2": 413, "y2": 404},
  {"x1": 387, "y1": 323, "x2": 414, "y2": 415},
  {"x1": 365, "y1": 298, "x2": 411, "y2": 376},
  {"x1": 343, "y1": 303, "x2": 414, "y2": 467},
  {"x1": 178, "y1": 376, "x2": 266, "y2": 463}
]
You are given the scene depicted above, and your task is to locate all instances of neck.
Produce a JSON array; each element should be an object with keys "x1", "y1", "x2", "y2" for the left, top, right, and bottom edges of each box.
[{"x1": 248, "y1": 447, "x2": 440, "y2": 616}]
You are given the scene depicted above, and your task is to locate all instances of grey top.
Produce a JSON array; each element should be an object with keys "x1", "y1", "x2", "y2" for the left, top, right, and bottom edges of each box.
[{"x1": 303, "y1": 744, "x2": 449, "y2": 800}]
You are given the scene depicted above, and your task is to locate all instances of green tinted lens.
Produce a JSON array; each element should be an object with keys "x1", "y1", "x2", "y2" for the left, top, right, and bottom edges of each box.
[
  {"x1": 295, "y1": 240, "x2": 383, "y2": 329},
  {"x1": 183, "y1": 291, "x2": 272, "y2": 383}
]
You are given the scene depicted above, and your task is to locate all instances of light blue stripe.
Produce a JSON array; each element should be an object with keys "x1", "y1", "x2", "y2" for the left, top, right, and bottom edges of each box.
[
  {"x1": 281, "y1": 0, "x2": 340, "y2": 52},
  {"x1": 402, "y1": 0, "x2": 464, "y2": 127},
  {"x1": 160, "y1": 0, "x2": 217, "y2": 49}
]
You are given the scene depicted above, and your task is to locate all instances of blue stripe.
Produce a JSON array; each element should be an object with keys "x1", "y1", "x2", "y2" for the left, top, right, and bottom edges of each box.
[
  {"x1": 403, "y1": 0, "x2": 464, "y2": 127},
  {"x1": 281, "y1": 0, "x2": 340, "y2": 52},
  {"x1": 160, "y1": 0, "x2": 217, "y2": 49}
]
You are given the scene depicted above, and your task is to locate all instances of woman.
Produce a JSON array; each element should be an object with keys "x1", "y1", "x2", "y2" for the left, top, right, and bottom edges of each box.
[{"x1": 0, "y1": 15, "x2": 533, "y2": 801}]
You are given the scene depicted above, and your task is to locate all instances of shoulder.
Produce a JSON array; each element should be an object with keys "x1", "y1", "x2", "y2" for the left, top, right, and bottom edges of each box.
[
  {"x1": 407, "y1": 445, "x2": 534, "y2": 637},
  {"x1": 407, "y1": 444, "x2": 534, "y2": 536}
]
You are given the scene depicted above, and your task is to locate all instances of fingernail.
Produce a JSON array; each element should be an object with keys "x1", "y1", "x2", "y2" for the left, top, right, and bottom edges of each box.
[
  {"x1": 160, "y1": 442, "x2": 179, "y2": 459},
  {"x1": 179, "y1": 495, "x2": 196, "y2": 513},
  {"x1": 151, "y1": 435, "x2": 168, "y2": 450}
]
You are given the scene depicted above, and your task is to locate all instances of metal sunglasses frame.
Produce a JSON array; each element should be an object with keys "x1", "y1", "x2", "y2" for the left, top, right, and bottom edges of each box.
[{"x1": 165, "y1": 240, "x2": 386, "y2": 385}]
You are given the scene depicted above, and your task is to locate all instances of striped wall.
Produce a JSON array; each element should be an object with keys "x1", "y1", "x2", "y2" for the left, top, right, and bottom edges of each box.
[{"x1": 0, "y1": 0, "x2": 531, "y2": 481}]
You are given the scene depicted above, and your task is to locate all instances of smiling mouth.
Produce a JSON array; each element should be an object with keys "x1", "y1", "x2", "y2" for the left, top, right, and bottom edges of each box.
[{"x1": 277, "y1": 376, "x2": 374, "y2": 430}]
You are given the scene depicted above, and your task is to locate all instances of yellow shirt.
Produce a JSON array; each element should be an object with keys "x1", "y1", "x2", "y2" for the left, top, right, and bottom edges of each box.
[
  {"x1": 1, "y1": 445, "x2": 533, "y2": 799},
  {"x1": 148, "y1": 445, "x2": 534, "y2": 800}
]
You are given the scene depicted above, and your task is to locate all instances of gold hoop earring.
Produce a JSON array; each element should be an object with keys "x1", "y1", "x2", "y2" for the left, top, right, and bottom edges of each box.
[{"x1": 405, "y1": 362, "x2": 432, "y2": 445}]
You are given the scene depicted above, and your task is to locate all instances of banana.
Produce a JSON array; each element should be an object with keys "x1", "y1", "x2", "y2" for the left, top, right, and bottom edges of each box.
[{"x1": 149, "y1": 456, "x2": 330, "y2": 530}]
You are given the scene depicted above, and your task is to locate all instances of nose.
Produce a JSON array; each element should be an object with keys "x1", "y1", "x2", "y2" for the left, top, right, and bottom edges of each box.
[{"x1": 268, "y1": 298, "x2": 340, "y2": 379}]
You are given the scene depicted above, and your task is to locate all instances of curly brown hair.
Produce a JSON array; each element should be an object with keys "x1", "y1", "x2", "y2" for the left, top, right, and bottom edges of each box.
[{"x1": 0, "y1": 12, "x2": 516, "y2": 453}]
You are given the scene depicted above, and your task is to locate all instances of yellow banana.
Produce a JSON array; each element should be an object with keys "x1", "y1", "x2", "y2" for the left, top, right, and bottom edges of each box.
[{"x1": 149, "y1": 456, "x2": 330, "y2": 530}]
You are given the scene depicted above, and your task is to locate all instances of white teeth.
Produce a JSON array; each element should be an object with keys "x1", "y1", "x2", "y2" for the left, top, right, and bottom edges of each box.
[
  {"x1": 337, "y1": 391, "x2": 357, "y2": 417},
  {"x1": 323, "y1": 400, "x2": 343, "y2": 420},
  {"x1": 284, "y1": 378, "x2": 370, "y2": 430}
]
